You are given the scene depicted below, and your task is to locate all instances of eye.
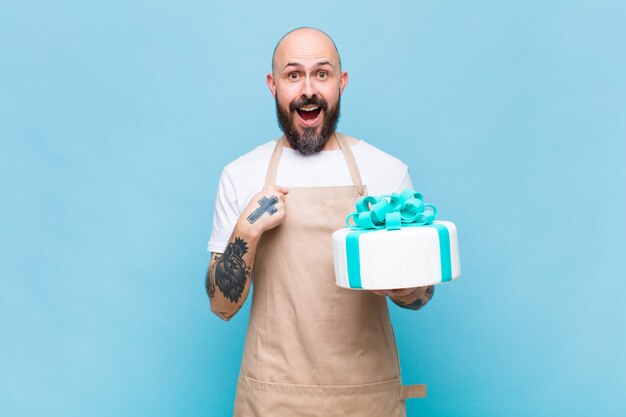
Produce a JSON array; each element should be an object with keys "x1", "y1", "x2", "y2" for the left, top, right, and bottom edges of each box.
[
  {"x1": 318, "y1": 71, "x2": 328, "y2": 79},
  {"x1": 288, "y1": 72, "x2": 300, "y2": 80}
]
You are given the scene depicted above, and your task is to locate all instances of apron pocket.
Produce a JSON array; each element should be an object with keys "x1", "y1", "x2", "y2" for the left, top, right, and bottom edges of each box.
[{"x1": 239, "y1": 376, "x2": 406, "y2": 417}]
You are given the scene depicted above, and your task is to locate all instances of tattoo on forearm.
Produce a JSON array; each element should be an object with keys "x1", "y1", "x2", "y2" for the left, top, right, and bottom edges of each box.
[
  {"x1": 206, "y1": 263, "x2": 216, "y2": 298},
  {"x1": 393, "y1": 297, "x2": 423, "y2": 309},
  {"x1": 392, "y1": 285, "x2": 435, "y2": 310},
  {"x1": 425, "y1": 285, "x2": 434, "y2": 298},
  {"x1": 215, "y1": 237, "x2": 251, "y2": 303},
  {"x1": 247, "y1": 195, "x2": 278, "y2": 224}
]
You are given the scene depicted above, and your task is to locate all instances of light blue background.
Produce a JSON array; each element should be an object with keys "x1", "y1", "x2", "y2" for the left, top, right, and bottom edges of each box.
[{"x1": 1, "y1": 1, "x2": 625, "y2": 416}]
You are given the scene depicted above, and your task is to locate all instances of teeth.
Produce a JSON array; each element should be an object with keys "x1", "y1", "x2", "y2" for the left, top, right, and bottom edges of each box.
[{"x1": 299, "y1": 105, "x2": 319, "y2": 111}]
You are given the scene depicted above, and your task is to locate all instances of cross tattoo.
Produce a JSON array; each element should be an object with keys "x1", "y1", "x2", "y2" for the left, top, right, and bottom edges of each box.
[{"x1": 247, "y1": 195, "x2": 279, "y2": 224}]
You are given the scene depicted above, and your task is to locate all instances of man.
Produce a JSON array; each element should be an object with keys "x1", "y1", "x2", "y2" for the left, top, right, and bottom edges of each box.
[{"x1": 206, "y1": 27, "x2": 434, "y2": 417}]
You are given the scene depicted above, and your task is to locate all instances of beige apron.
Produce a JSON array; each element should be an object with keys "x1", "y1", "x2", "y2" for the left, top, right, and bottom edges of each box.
[{"x1": 233, "y1": 133, "x2": 425, "y2": 417}]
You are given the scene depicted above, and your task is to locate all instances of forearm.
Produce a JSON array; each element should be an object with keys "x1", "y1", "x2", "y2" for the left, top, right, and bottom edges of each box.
[
  {"x1": 389, "y1": 285, "x2": 435, "y2": 311},
  {"x1": 206, "y1": 221, "x2": 261, "y2": 321},
  {"x1": 205, "y1": 185, "x2": 288, "y2": 321}
]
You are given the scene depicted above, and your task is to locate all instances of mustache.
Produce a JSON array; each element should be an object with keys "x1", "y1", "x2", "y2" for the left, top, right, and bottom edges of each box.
[{"x1": 289, "y1": 96, "x2": 328, "y2": 112}]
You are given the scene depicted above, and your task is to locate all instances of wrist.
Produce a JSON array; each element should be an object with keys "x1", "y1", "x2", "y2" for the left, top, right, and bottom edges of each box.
[
  {"x1": 235, "y1": 219, "x2": 263, "y2": 243},
  {"x1": 390, "y1": 288, "x2": 419, "y2": 303}
]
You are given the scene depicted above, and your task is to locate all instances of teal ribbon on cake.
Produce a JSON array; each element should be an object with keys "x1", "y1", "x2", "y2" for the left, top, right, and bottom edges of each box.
[
  {"x1": 345, "y1": 189, "x2": 437, "y2": 230},
  {"x1": 344, "y1": 190, "x2": 452, "y2": 289}
]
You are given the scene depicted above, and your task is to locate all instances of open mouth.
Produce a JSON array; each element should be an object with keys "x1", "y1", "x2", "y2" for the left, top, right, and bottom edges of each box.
[{"x1": 296, "y1": 104, "x2": 322, "y2": 125}]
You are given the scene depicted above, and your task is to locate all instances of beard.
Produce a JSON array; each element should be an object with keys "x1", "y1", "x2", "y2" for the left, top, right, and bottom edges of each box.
[{"x1": 275, "y1": 95, "x2": 341, "y2": 155}]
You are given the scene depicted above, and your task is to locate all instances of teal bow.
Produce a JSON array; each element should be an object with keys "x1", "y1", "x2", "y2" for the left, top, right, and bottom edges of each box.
[{"x1": 345, "y1": 189, "x2": 437, "y2": 231}]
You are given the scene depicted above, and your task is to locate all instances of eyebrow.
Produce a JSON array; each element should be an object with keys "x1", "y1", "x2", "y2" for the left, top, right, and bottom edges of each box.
[{"x1": 283, "y1": 61, "x2": 335, "y2": 70}]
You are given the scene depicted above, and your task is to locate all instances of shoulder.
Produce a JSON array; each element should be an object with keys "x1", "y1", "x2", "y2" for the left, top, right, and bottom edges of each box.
[
  {"x1": 343, "y1": 133, "x2": 408, "y2": 170},
  {"x1": 342, "y1": 133, "x2": 411, "y2": 193},
  {"x1": 222, "y1": 140, "x2": 277, "y2": 181},
  {"x1": 216, "y1": 139, "x2": 278, "y2": 210},
  {"x1": 358, "y1": 142, "x2": 408, "y2": 168}
]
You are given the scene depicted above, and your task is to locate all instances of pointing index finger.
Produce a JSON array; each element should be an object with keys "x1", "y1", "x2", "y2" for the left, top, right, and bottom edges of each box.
[
  {"x1": 263, "y1": 185, "x2": 289, "y2": 196},
  {"x1": 275, "y1": 185, "x2": 289, "y2": 195}
]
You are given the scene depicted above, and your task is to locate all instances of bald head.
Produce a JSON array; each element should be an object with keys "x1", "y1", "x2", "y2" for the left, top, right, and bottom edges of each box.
[
  {"x1": 267, "y1": 27, "x2": 348, "y2": 155},
  {"x1": 271, "y1": 27, "x2": 342, "y2": 75}
]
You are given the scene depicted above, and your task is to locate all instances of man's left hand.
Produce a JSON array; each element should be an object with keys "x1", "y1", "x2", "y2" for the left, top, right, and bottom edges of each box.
[
  {"x1": 370, "y1": 285, "x2": 435, "y2": 311},
  {"x1": 370, "y1": 288, "x2": 416, "y2": 299}
]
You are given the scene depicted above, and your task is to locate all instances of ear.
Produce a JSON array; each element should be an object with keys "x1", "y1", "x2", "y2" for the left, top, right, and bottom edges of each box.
[
  {"x1": 266, "y1": 73, "x2": 277, "y2": 97},
  {"x1": 339, "y1": 71, "x2": 349, "y2": 96}
]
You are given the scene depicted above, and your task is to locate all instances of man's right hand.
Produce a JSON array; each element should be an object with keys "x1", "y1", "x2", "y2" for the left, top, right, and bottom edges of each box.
[
  {"x1": 237, "y1": 186, "x2": 289, "y2": 237},
  {"x1": 207, "y1": 185, "x2": 289, "y2": 321}
]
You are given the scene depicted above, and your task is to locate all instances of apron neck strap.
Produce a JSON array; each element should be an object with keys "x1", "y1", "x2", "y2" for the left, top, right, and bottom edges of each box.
[
  {"x1": 264, "y1": 137, "x2": 285, "y2": 188},
  {"x1": 336, "y1": 132, "x2": 365, "y2": 195},
  {"x1": 264, "y1": 133, "x2": 365, "y2": 195}
]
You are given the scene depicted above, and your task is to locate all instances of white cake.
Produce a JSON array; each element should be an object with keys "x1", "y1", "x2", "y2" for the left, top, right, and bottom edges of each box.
[{"x1": 332, "y1": 220, "x2": 461, "y2": 290}]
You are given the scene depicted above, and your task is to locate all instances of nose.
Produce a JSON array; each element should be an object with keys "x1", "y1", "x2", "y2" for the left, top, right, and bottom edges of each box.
[{"x1": 301, "y1": 75, "x2": 316, "y2": 98}]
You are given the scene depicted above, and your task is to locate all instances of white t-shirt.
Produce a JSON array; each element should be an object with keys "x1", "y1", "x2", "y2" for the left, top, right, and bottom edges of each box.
[{"x1": 207, "y1": 137, "x2": 414, "y2": 253}]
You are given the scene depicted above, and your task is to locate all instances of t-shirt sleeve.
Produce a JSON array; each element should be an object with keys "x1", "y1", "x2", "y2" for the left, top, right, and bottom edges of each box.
[
  {"x1": 394, "y1": 167, "x2": 414, "y2": 193},
  {"x1": 207, "y1": 169, "x2": 240, "y2": 254}
]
